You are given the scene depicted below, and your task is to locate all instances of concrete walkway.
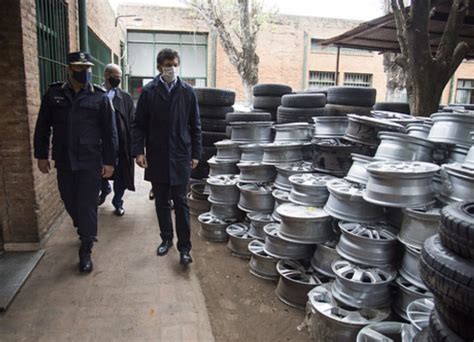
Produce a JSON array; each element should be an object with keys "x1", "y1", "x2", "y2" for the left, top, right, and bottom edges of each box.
[{"x1": 0, "y1": 169, "x2": 214, "y2": 341}]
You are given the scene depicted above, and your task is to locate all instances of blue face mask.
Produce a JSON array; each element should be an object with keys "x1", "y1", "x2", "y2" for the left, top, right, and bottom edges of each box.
[{"x1": 72, "y1": 69, "x2": 92, "y2": 84}]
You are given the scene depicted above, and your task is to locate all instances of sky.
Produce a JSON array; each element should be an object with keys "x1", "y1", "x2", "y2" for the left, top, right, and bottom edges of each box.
[{"x1": 109, "y1": 0, "x2": 386, "y2": 21}]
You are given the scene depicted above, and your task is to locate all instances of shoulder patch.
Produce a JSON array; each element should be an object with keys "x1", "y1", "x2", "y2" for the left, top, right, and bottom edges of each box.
[
  {"x1": 48, "y1": 81, "x2": 64, "y2": 88},
  {"x1": 93, "y1": 84, "x2": 106, "y2": 93}
]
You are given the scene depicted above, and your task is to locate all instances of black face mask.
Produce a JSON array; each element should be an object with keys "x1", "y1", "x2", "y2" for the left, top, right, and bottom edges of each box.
[
  {"x1": 109, "y1": 77, "x2": 121, "y2": 88},
  {"x1": 72, "y1": 70, "x2": 91, "y2": 84}
]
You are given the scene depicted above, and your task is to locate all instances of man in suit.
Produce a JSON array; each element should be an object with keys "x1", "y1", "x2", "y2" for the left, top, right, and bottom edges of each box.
[
  {"x1": 34, "y1": 51, "x2": 118, "y2": 273},
  {"x1": 98, "y1": 64, "x2": 135, "y2": 215},
  {"x1": 132, "y1": 48, "x2": 202, "y2": 266}
]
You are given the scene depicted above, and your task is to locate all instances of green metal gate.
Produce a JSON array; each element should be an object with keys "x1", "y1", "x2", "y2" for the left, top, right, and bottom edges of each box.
[
  {"x1": 36, "y1": 0, "x2": 69, "y2": 96},
  {"x1": 88, "y1": 28, "x2": 112, "y2": 85}
]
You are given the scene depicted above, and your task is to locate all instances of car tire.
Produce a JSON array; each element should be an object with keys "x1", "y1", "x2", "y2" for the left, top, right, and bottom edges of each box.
[
  {"x1": 327, "y1": 86, "x2": 376, "y2": 107},
  {"x1": 253, "y1": 96, "x2": 282, "y2": 110},
  {"x1": 199, "y1": 105, "x2": 234, "y2": 119},
  {"x1": 420, "y1": 235, "x2": 474, "y2": 316},
  {"x1": 253, "y1": 83, "x2": 292, "y2": 97},
  {"x1": 202, "y1": 131, "x2": 229, "y2": 146},
  {"x1": 373, "y1": 102, "x2": 410, "y2": 114},
  {"x1": 194, "y1": 88, "x2": 236, "y2": 106},
  {"x1": 429, "y1": 308, "x2": 465, "y2": 342},
  {"x1": 226, "y1": 111, "x2": 272, "y2": 123},
  {"x1": 281, "y1": 93, "x2": 326, "y2": 108},
  {"x1": 201, "y1": 118, "x2": 227, "y2": 133},
  {"x1": 277, "y1": 106, "x2": 326, "y2": 123},
  {"x1": 439, "y1": 201, "x2": 474, "y2": 259},
  {"x1": 324, "y1": 104, "x2": 373, "y2": 116}
]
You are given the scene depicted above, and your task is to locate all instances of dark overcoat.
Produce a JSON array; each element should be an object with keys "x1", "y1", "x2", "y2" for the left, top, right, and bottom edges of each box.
[
  {"x1": 132, "y1": 76, "x2": 202, "y2": 185},
  {"x1": 33, "y1": 82, "x2": 117, "y2": 171},
  {"x1": 112, "y1": 87, "x2": 136, "y2": 191}
]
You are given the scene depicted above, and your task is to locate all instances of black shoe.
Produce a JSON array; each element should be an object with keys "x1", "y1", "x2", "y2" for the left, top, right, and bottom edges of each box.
[
  {"x1": 79, "y1": 241, "x2": 93, "y2": 273},
  {"x1": 114, "y1": 207, "x2": 125, "y2": 216},
  {"x1": 98, "y1": 189, "x2": 111, "y2": 206},
  {"x1": 149, "y1": 190, "x2": 155, "y2": 200},
  {"x1": 180, "y1": 251, "x2": 193, "y2": 266},
  {"x1": 79, "y1": 255, "x2": 93, "y2": 273},
  {"x1": 157, "y1": 240, "x2": 173, "y2": 256}
]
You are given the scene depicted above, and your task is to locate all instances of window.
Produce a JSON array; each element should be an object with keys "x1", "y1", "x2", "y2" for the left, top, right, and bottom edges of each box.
[
  {"x1": 344, "y1": 73, "x2": 373, "y2": 87},
  {"x1": 36, "y1": 0, "x2": 69, "y2": 96},
  {"x1": 455, "y1": 79, "x2": 474, "y2": 104},
  {"x1": 309, "y1": 71, "x2": 336, "y2": 89},
  {"x1": 127, "y1": 31, "x2": 208, "y2": 99},
  {"x1": 311, "y1": 39, "x2": 373, "y2": 56},
  {"x1": 88, "y1": 29, "x2": 112, "y2": 84}
]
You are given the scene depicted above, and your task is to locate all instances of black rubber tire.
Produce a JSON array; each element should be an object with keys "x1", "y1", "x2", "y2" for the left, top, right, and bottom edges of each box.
[
  {"x1": 277, "y1": 106, "x2": 326, "y2": 123},
  {"x1": 327, "y1": 86, "x2": 377, "y2": 107},
  {"x1": 434, "y1": 298, "x2": 474, "y2": 340},
  {"x1": 202, "y1": 131, "x2": 228, "y2": 146},
  {"x1": 439, "y1": 201, "x2": 474, "y2": 259},
  {"x1": 202, "y1": 146, "x2": 216, "y2": 161},
  {"x1": 194, "y1": 87, "x2": 236, "y2": 106},
  {"x1": 373, "y1": 102, "x2": 410, "y2": 114},
  {"x1": 324, "y1": 103, "x2": 373, "y2": 116},
  {"x1": 420, "y1": 235, "x2": 474, "y2": 316},
  {"x1": 281, "y1": 93, "x2": 326, "y2": 108},
  {"x1": 199, "y1": 105, "x2": 234, "y2": 119},
  {"x1": 299, "y1": 89, "x2": 329, "y2": 97},
  {"x1": 253, "y1": 83, "x2": 292, "y2": 97},
  {"x1": 201, "y1": 118, "x2": 227, "y2": 133},
  {"x1": 253, "y1": 96, "x2": 282, "y2": 109},
  {"x1": 226, "y1": 111, "x2": 272, "y2": 123},
  {"x1": 429, "y1": 309, "x2": 465, "y2": 342}
]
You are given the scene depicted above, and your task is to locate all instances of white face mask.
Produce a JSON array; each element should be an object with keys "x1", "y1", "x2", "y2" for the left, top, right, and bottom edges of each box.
[{"x1": 161, "y1": 66, "x2": 178, "y2": 83}]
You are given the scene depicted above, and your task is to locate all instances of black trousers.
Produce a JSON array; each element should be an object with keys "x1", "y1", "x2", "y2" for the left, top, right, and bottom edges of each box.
[
  {"x1": 152, "y1": 182, "x2": 191, "y2": 252},
  {"x1": 57, "y1": 168, "x2": 101, "y2": 242},
  {"x1": 100, "y1": 167, "x2": 126, "y2": 209}
]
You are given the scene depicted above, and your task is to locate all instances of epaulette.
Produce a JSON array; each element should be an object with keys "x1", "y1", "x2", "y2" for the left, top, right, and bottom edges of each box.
[
  {"x1": 93, "y1": 84, "x2": 106, "y2": 93},
  {"x1": 48, "y1": 81, "x2": 64, "y2": 88}
]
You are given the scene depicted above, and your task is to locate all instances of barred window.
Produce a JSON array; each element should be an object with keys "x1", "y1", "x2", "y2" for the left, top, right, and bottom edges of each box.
[
  {"x1": 455, "y1": 79, "x2": 474, "y2": 104},
  {"x1": 88, "y1": 28, "x2": 112, "y2": 85},
  {"x1": 343, "y1": 73, "x2": 373, "y2": 88},
  {"x1": 309, "y1": 71, "x2": 336, "y2": 89},
  {"x1": 36, "y1": 0, "x2": 69, "y2": 95}
]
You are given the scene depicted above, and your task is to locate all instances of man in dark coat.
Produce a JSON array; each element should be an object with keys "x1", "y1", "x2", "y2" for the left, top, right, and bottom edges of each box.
[
  {"x1": 98, "y1": 64, "x2": 135, "y2": 216},
  {"x1": 132, "y1": 48, "x2": 202, "y2": 266},
  {"x1": 34, "y1": 51, "x2": 118, "y2": 273}
]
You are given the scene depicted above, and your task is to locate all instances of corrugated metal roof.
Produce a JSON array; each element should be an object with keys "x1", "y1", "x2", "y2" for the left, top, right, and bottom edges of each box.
[{"x1": 321, "y1": 1, "x2": 474, "y2": 59}]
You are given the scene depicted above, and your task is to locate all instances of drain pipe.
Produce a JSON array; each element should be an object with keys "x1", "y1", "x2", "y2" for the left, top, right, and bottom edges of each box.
[{"x1": 78, "y1": 0, "x2": 89, "y2": 52}]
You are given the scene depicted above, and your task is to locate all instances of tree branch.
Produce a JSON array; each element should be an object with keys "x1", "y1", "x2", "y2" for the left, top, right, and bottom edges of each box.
[
  {"x1": 391, "y1": 0, "x2": 409, "y2": 57},
  {"x1": 436, "y1": 0, "x2": 469, "y2": 61},
  {"x1": 449, "y1": 41, "x2": 470, "y2": 76}
]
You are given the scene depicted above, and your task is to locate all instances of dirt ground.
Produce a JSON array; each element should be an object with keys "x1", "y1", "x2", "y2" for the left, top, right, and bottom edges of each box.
[{"x1": 190, "y1": 216, "x2": 311, "y2": 342}]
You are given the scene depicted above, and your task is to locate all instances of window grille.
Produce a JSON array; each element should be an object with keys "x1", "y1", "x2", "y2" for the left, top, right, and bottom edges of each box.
[
  {"x1": 455, "y1": 79, "x2": 474, "y2": 104},
  {"x1": 343, "y1": 73, "x2": 373, "y2": 88},
  {"x1": 309, "y1": 71, "x2": 336, "y2": 89},
  {"x1": 36, "y1": 0, "x2": 69, "y2": 96},
  {"x1": 88, "y1": 28, "x2": 112, "y2": 85}
]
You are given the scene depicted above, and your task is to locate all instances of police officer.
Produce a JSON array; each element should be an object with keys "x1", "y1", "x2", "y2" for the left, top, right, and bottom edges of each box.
[
  {"x1": 34, "y1": 52, "x2": 118, "y2": 273},
  {"x1": 98, "y1": 64, "x2": 135, "y2": 216}
]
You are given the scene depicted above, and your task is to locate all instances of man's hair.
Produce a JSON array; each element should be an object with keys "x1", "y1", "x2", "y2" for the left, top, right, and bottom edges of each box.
[{"x1": 156, "y1": 48, "x2": 180, "y2": 65}]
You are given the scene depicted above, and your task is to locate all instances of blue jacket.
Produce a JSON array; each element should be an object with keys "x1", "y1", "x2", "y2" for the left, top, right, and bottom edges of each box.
[
  {"x1": 132, "y1": 76, "x2": 202, "y2": 185},
  {"x1": 34, "y1": 82, "x2": 118, "y2": 171}
]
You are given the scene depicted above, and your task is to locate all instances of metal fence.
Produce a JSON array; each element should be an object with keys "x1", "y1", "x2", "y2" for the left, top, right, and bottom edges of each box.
[{"x1": 88, "y1": 28, "x2": 112, "y2": 85}]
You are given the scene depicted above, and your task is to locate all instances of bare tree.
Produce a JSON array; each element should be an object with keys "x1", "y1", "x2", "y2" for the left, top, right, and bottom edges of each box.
[
  {"x1": 391, "y1": 0, "x2": 470, "y2": 116},
  {"x1": 381, "y1": 0, "x2": 408, "y2": 101},
  {"x1": 186, "y1": 0, "x2": 267, "y2": 103}
]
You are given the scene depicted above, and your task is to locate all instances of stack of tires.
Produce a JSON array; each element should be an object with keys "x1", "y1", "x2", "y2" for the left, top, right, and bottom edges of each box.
[
  {"x1": 252, "y1": 83, "x2": 292, "y2": 120},
  {"x1": 277, "y1": 92, "x2": 326, "y2": 123},
  {"x1": 373, "y1": 101, "x2": 410, "y2": 114},
  {"x1": 325, "y1": 86, "x2": 376, "y2": 116},
  {"x1": 193, "y1": 87, "x2": 236, "y2": 179},
  {"x1": 419, "y1": 201, "x2": 474, "y2": 341}
]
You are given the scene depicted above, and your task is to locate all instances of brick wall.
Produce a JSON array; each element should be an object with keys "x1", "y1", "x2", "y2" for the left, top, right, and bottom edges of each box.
[{"x1": 120, "y1": 4, "x2": 473, "y2": 106}]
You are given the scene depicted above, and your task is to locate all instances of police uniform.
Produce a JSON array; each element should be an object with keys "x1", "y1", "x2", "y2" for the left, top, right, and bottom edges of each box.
[{"x1": 33, "y1": 52, "x2": 118, "y2": 271}]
